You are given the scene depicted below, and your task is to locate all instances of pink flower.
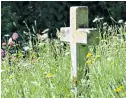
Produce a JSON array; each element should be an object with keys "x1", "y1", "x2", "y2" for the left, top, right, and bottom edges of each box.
[
  {"x1": 11, "y1": 56, "x2": 17, "y2": 62},
  {"x1": 32, "y1": 58, "x2": 37, "y2": 63},
  {"x1": 8, "y1": 38, "x2": 15, "y2": 46},
  {"x1": 2, "y1": 42, "x2": 7, "y2": 46},
  {"x1": 1, "y1": 49, "x2": 5, "y2": 58},
  {"x1": 12, "y1": 32, "x2": 19, "y2": 40}
]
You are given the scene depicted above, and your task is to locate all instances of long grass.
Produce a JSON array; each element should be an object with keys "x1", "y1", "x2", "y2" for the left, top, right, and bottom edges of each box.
[
  {"x1": 1, "y1": 24, "x2": 126, "y2": 98},
  {"x1": 1, "y1": 40, "x2": 71, "y2": 98}
]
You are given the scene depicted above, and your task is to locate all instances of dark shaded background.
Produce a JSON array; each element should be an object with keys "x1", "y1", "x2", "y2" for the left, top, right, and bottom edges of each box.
[{"x1": 1, "y1": 1, "x2": 126, "y2": 40}]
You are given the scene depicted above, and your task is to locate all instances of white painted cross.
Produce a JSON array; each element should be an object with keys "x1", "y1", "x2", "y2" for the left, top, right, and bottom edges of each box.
[{"x1": 60, "y1": 6, "x2": 99, "y2": 96}]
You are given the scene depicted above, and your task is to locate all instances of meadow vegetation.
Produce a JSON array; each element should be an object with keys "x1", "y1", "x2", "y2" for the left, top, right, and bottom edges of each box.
[{"x1": 1, "y1": 19, "x2": 126, "y2": 98}]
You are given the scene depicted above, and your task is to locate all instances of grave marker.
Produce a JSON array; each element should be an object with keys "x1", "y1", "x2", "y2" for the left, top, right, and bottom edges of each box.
[{"x1": 60, "y1": 6, "x2": 99, "y2": 97}]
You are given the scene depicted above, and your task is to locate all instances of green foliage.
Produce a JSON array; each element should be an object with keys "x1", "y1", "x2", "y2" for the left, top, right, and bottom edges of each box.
[
  {"x1": 1, "y1": 1, "x2": 126, "y2": 40},
  {"x1": 89, "y1": 37, "x2": 126, "y2": 98},
  {"x1": 1, "y1": 1, "x2": 70, "y2": 39},
  {"x1": 1, "y1": 22, "x2": 126, "y2": 98},
  {"x1": 1, "y1": 3, "x2": 14, "y2": 36},
  {"x1": 1, "y1": 33, "x2": 126, "y2": 98},
  {"x1": 1, "y1": 21, "x2": 126, "y2": 98},
  {"x1": 1, "y1": 40, "x2": 71, "y2": 98},
  {"x1": 1, "y1": 2, "x2": 126, "y2": 97}
]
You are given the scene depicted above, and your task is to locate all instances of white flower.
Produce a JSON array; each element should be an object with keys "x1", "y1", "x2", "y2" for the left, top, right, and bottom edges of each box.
[
  {"x1": 4, "y1": 34, "x2": 10, "y2": 37},
  {"x1": 37, "y1": 33, "x2": 48, "y2": 41},
  {"x1": 93, "y1": 17, "x2": 104, "y2": 23},
  {"x1": 8, "y1": 38, "x2": 15, "y2": 46},
  {"x1": 93, "y1": 17, "x2": 99, "y2": 23},
  {"x1": 124, "y1": 22, "x2": 126, "y2": 25},
  {"x1": 0, "y1": 70, "x2": 5, "y2": 73},
  {"x1": 23, "y1": 46, "x2": 30, "y2": 51},
  {"x1": 118, "y1": 19, "x2": 124, "y2": 24},
  {"x1": 103, "y1": 22, "x2": 108, "y2": 26},
  {"x1": 99, "y1": 17, "x2": 104, "y2": 20},
  {"x1": 41, "y1": 28, "x2": 49, "y2": 34},
  {"x1": 23, "y1": 31, "x2": 28, "y2": 35}
]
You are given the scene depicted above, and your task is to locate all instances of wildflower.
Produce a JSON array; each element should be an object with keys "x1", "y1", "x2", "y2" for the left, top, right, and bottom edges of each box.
[
  {"x1": 118, "y1": 19, "x2": 124, "y2": 24},
  {"x1": 9, "y1": 75, "x2": 13, "y2": 79},
  {"x1": 2, "y1": 42, "x2": 7, "y2": 46},
  {"x1": 4, "y1": 34, "x2": 10, "y2": 37},
  {"x1": 37, "y1": 33, "x2": 48, "y2": 41},
  {"x1": 32, "y1": 58, "x2": 37, "y2": 63},
  {"x1": 86, "y1": 59, "x2": 92, "y2": 65},
  {"x1": 12, "y1": 32, "x2": 19, "y2": 40},
  {"x1": 11, "y1": 55, "x2": 17, "y2": 62},
  {"x1": 103, "y1": 22, "x2": 108, "y2": 26},
  {"x1": 8, "y1": 38, "x2": 15, "y2": 46},
  {"x1": 124, "y1": 22, "x2": 126, "y2": 25},
  {"x1": 72, "y1": 76, "x2": 77, "y2": 86},
  {"x1": 1, "y1": 49, "x2": 5, "y2": 58},
  {"x1": 93, "y1": 17, "x2": 99, "y2": 23},
  {"x1": 0, "y1": 70, "x2": 5, "y2": 73},
  {"x1": 46, "y1": 73, "x2": 53, "y2": 78},
  {"x1": 93, "y1": 17, "x2": 104, "y2": 23},
  {"x1": 86, "y1": 52, "x2": 92, "y2": 58},
  {"x1": 23, "y1": 31, "x2": 28, "y2": 35},
  {"x1": 99, "y1": 17, "x2": 104, "y2": 20},
  {"x1": 23, "y1": 46, "x2": 30, "y2": 51},
  {"x1": 114, "y1": 86, "x2": 123, "y2": 93}
]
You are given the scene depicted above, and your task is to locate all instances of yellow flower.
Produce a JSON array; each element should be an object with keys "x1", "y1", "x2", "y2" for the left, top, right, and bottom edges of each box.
[
  {"x1": 9, "y1": 75, "x2": 13, "y2": 79},
  {"x1": 114, "y1": 86, "x2": 123, "y2": 93},
  {"x1": 72, "y1": 76, "x2": 77, "y2": 86},
  {"x1": 46, "y1": 73, "x2": 53, "y2": 78},
  {"x1": 86, "y1": 52, "x2": 92, "y2": 58},
  {"x1": 86, "y1": 59, "x2": 92, "y2": 65}
]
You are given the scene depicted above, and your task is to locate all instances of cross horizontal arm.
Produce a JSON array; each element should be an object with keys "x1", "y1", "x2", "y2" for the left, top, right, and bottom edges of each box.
[
  {"x1": 76, "y1": 28, "x2": 99, "y2": 45},
  {"x1": 60, "y1": 27, "x2": 98, "y2": 45},
  {"x1": 60, "y1": 27, "x2": 70, "y2": 42}
]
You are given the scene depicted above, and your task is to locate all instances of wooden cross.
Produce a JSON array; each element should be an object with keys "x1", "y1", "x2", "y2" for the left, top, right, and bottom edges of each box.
[{"x1": 60, "y1": 6, "x2": 99, "y2": 96}]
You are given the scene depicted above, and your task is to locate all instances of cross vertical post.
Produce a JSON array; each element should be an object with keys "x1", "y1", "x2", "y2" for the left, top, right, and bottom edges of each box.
[
  {"x1": 70, "y1": 6, "x2": 88, "y2": 96},
  {"x1": 60, "y1": 6, "x2": 99, "y2": 97}
]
